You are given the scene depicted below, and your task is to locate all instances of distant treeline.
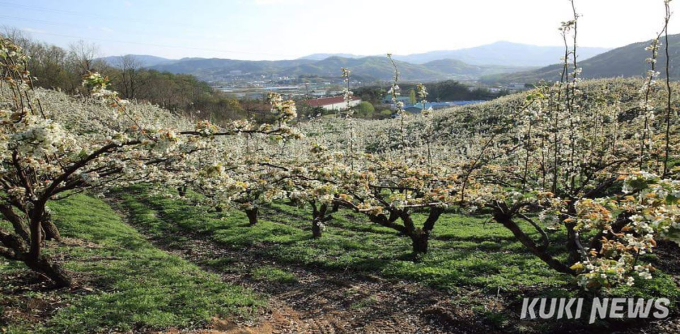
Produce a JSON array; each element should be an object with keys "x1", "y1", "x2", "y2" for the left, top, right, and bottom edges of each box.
[
  {"x1": 354, "y1": 80, "x2": 509, "y2": 105},
  {"x1": 407, "y1": 81, "x2": 509, "y2": 101},
  {"x1": 3, "y1": 29, "x2": 245, "y2": 123}
]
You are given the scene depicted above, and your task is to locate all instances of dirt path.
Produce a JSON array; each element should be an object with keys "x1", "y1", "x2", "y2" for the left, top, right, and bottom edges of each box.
[
  {"x1": 181, "y1": 238, "x2": 500, "y2": 333},
  {"x1": 108, "y1": 200, "x2": 493, "y2": 334}
]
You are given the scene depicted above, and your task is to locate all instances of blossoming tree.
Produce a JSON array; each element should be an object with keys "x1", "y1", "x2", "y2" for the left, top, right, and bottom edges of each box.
[{"x1": 0, "y1": 37, "x2": 298, "y2": 286}]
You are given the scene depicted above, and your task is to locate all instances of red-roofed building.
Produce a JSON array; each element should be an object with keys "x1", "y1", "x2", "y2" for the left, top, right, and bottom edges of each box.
[{"x1": 303, "y1": 96, "x2": 362, "y2": 111}]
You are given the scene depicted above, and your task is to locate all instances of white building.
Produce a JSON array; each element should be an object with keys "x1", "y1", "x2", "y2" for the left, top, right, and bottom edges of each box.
[{"x1": 304, "y1": 96, "x2": 362, "y2": 111}]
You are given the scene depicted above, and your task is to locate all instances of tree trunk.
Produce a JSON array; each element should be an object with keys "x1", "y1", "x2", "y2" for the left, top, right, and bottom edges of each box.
[
  {"x1": 312, "y1": 220, "x2": 322, "y2": 239},
  {"x1": 29, "y1": 213, "x2": 43, "y2": 260},
  {"x1": 563, "y1": 203, "x2": 582, "y2": 265},
  {"x1": 0, "y1": 205, "x2": 30, "y2": 241},
  {"x1": 397, "y1": 211, "x2": 430, "y2": 254},
  {"x1": 494, "y1": 213, "x2": 575, "y2": 275},
  {"x1": 42, "y1": 215, "x2": 61, "y2": 242},
  {"x1": 331, "y1": 195, "x2": 340, "y2": 212},
  {"x1": 0, "y1": 211, "x2": 72, "y2": 287},
  {"x1": 245, "y1": 208, "x2": 258, "y2": 226},
  {"x1": 24, "y1": 254, "x2": 72, "y2": 288},
  {"x1": 565, "y1": 222, "x2": 580, "y2": 265},
  {"x1": 311, "y1": 203, "x2": 329, "y2": 239},
  {"x1": 410, "y1": 230, "x2": 430, "y2": 254}
]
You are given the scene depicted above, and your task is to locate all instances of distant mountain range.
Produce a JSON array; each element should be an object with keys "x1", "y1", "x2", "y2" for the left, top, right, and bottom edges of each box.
[
  {"x1": 98, "y1": 55, "x2": 174, "y2": 68},
  {"x1": 483, "y1": 34, "x2": 680, "y2": 84},
  {"x1": 390, "y1": 41, "x2": 610, "y2": 66},
  {"x1": 97, "y1": 41, "x2": 615, "y2": 82},
  {"x1": 292, "y1": 41, "x2": 610, "y2": 67},
  {"x1": 138, "y1": 55, "x2": 530, "y2": 82},
  {"x1": 269, "y1": 56, "x2": 529, "y2": 81},
  {"x1": 298, "y1": 53, "x2": 365, "y2": 61}
]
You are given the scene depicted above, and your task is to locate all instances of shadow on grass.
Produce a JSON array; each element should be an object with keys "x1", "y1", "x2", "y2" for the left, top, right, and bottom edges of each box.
[
  {"x1": 116, "y1": 185, "x2": 680, "y2": 305},
  {"x1": 1, "y1": 193, "x2": 264, "y2": 334}
]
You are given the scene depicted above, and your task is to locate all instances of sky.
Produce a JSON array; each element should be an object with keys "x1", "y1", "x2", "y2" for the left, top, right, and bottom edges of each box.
[{"x1": 1, "y1": 0, "x2": 679, "y2": 60}]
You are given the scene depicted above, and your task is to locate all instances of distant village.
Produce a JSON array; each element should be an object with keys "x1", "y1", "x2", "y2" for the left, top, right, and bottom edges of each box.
[{"x1": 212, "y1": 75, "x2": 528, "y2": 118}]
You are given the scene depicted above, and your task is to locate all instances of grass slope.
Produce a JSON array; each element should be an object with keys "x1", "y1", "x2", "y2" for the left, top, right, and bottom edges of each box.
[{"x1": 0, "y1": 194, "x2": 263, "y2": 333}]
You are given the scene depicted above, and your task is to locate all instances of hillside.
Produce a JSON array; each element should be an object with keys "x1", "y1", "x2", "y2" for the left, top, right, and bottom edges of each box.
[
  {"x1": 146, "y1": 55, "x2": 531, "y2": 82},
  {"x1": 391, "y1": 41, "x2": 610, "y2": 66},
  {"x1": 422, "y1": 59, "x2": 532, "y2": 77},
  {"x1": 483, "y1": 34, "x2": 680, "y2": 84},
  {"x1": 282, "y1": 56, "x2": 446, "y2": 81}
]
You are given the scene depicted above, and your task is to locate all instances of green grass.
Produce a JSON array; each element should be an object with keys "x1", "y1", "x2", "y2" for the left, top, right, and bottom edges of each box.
[
  {"x1": 2, "y1": 187, "x2": 676, "y2": 333},
  {"x1": 251, "y1": 266, "x2": 297, "y2": 284},
  {"x1": 114, "y1": 187, "x2": 561, "y2": 292},
  {"x1": 116, "y1": 185, "x2": 680, "y2": 305},
  {"x1": 0, "y1": 194, "x2": 263, "y2": 333}
]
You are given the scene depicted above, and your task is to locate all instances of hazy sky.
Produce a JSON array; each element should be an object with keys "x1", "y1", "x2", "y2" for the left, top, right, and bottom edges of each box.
[{"x1": 1, "y1": 0, "x2": 679, "y2": 60}]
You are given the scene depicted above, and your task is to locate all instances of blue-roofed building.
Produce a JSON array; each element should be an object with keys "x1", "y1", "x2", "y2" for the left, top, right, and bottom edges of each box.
[
  {"x1": 404, "y1": 102, "x2": 433, "y2": 114},
  {"x1": 402, "y1": 100, "x2": 485, "y2": 114}
]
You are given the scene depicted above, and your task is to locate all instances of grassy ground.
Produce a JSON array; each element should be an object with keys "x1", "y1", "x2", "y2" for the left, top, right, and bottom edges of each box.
[
  {"x1": 117, "y1": 186, "x2": 679, "y2": 305},
  {"x1": 0, "y1": 194, "x2": 263, "y2": 334},
  {"x1": 1, "y1": 187, "x2": 677, "y2": 333}
]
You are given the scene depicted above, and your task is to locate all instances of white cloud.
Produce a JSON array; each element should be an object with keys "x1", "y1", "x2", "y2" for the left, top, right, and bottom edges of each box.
[{"x1": 20, "y1": 27, "x2": 47, "y2": 34}]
